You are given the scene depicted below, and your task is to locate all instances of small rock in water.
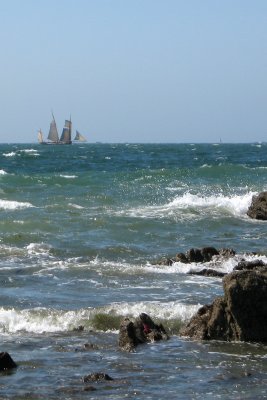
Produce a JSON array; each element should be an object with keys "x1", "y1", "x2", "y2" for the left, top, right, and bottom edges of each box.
[
  {"x1": 0, "y1": 352, "x2": 17, "y2": 371},
  {"x1": 83, "y1": 372, "x2": 114, "y2": 383},
  {"x1": 119, "y1": 313, "x2": 169, "y2": 351}
]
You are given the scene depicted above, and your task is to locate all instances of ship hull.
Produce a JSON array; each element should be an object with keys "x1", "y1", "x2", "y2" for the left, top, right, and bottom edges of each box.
[{"x1": 40, "y1": 141, "x2": 72, "y2": 145}]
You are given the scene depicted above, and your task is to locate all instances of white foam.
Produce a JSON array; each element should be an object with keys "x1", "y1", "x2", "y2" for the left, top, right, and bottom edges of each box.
[
  {"x1": 106, "y1": 301, "x2": 200, "y2": 322},
  {"x1": 0, "y1": 199, "x2": 34, "y2": 210},
  {"x1": 0, "y1": 170, "x2": 7, "y2": 175},
  {"x1": 148, "y1": 253, "x2": 267, "y2": 275},
  {"x1": 26, "y1": 242, "x2": 52, "y2": 256},
  {"x1": 3, "y1": 152, "x2": 16, "y2": 157},
  {"x1": 59, "y1": 174, "x2": 78, "y2": 179},
  {"x1": 0, "y1": 307, "x2": 81, "y2": 333},
  {"x1": 168, "y1": 192, "x2": 254, "y2": 215},
  {"x1": 114, "y1": 191, "x2": 256, "y2": 220},
  {"x1": 68, "y1": 203, "x2": 85, "y2": 209},
  {"x1": 20, "y1": 149, "x2": 38, "y2": 153}
]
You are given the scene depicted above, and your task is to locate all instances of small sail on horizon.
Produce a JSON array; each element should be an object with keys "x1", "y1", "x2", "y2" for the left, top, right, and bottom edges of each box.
[
  {"x1": 38, "y1": 129, "x2": 44, "y2": 143},
  {"x1": 74, "y1": 130, "x2": 87, "y2": 142}
]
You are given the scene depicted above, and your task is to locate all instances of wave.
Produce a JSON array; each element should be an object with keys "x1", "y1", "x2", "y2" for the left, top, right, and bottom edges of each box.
[
  {"x1": 0, "y1": 301, "x2": 200, "y2": 334},
  {"x1": 3, "y1": 149, "x2": 39, "y2": 158},
  {"x1": 0, "y1": 199, "x2": 34, "y2": 210},
  {"x1": 59, "y1": 174, "x2": 78, "y2": 179},
  {"x1": 168, "y1": 192, "x2": 254, "y2": 217},
  {"x1": 20, "y1": 149, "x2": 38, "y2": 154},
  {"x1": 68, "y1": 203, "x2": 85, "y2": 209},
  {"x1": 114, "y1": 191, "x2": 256, "y2": 220},
  {"x1": 21, "y1": 248, "x2": 267, "y2": 278},
  {"x1": 3, "y1": 151, "x2": 16, "y2": 157}
]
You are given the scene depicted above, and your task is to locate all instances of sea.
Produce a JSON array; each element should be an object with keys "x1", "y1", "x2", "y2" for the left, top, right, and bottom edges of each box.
[{"x1": 0, "y1": 142, "x2": 266, "y2": 399}]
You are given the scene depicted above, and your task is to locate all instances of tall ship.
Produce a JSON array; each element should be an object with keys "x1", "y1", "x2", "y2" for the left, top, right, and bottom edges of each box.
[{"x1": 38, "y1": 114, "x2": 87, "y2": 145}]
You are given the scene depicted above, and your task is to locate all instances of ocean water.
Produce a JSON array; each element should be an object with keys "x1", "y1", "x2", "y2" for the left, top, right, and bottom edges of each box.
[{"x1": 0, "y1": 142, "x2": 266, "y2": 399}]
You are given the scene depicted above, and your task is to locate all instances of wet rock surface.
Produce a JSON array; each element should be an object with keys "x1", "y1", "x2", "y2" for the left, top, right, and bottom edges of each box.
[
  {"x1": 119, "y1": 313, "x2": 169, "y2": 352},
  {"x1": 247, "y1": 191, "x2": 267, "y2": 220},
  {"x1": 0, "y1": 352, "x2": 17, "y2": 371},
  {"x1": 181, "y1": 269, "x2": 267, "y2": 343},
  {"x1": 155, "y1": 247, "x2": 236, "y2": 266}
]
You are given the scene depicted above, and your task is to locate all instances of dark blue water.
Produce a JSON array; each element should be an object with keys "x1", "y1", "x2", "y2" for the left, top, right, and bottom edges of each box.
[{"x1": 0, "y1": 143, "x2": 266, "y2": 398}]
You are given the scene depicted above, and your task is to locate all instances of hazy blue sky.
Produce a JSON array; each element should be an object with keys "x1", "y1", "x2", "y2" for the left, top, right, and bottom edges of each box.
[{"x1": 0, "y1": 0, "x2": 266, "y2": 143}]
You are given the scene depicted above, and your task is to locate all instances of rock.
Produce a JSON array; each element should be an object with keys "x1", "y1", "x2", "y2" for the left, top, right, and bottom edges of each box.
[
  {"x1": 155, "y1": 257, "x2": 174, "y2": 266},
  {"x1": 247, "y1": 191, "x2": 267, "y2": 220},
  {"x1": 188, "y1": 268, "x2": 226, "y2": 278},
  {"x1": 186, "y1": 247, "x2": 219, "y2": 263},
  {"x1": 201, "y1": 247, "x2": 219, "y2": 261},
  {"x1": 218, "y1": 248, "x2": 236, "y2": 258},
  {"x1": 83, "y1": 386, "x2": 97, "y2": 391},
  {"x1": 154, "y1": 247, "x2": 235, "y2": 266},
  {"x1": 234, "y1": 259, "x2": 266, "y2": 271},
  {"x1": 118, "y1": 317, "x2": 141, "y2": 352},
  {"x1": 175, "y1": 252, "x2": 189, "y2": 263},
  {"x1": 186, "y1": 248, "x2": 204, "y2": 263},
  {"x1": 0, "y1": 352, "x2": 17, "y2": 371},
  {"x1": 118, "y1": 313, "x2": 168, "y2": 351},
  {"x1": 181, "y1": 270, "x2": 267, "y2": 343},
  {"x1": 83, "y1": 343, "x2": 100, "y2": 350},
  {"x1": 180, "y1": 297, "x2": 229, "y2": 341},
  {"x1": 83, "y1": 373, "x2": 113, "y2": 383}
]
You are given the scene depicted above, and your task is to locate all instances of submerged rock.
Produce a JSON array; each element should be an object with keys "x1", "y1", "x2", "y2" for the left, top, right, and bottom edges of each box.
[
  {"x1": 247, "y1": 191, "x2": 267, "y2": 220},
  {"x1": 188, "y1": 268, "x2": 226, "y2": 278},
  {"x1": 83, "y1": 372, "x2": 113, "y2": 383},
  {"x1": 118, "y1": 313, "x2": 169, "y2": 352},
  {"x1": 181, "y1": 270, "x2": 267, "y2": 343}
]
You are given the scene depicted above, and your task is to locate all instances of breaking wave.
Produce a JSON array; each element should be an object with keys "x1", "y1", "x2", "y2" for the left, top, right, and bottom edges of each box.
[
  {"x1": 0, "y1": 301, "x2": 200, "y2": 334},
  {"x1": 114, "y1": 191, "x2": 256, "y2": 220}
]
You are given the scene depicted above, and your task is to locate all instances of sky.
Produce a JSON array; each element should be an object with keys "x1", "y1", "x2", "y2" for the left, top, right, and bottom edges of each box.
[{"x1": 0, "y1": 0, "x2": 267, "y2": 143}]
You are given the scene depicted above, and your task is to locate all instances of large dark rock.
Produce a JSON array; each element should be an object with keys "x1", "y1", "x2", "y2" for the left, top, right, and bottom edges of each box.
[
  {"x1": 181, "y1": 270, "x2": 267, "y2": 343},
  {"x1": 0, "y1": 352, "x2": 17, "y2": 371},
  {"x1": 247, "y1": 191, "x2": 267, "y2": 220},
  {"x1": 118, "y1": 313, "x2": 168, "y2": 352}
]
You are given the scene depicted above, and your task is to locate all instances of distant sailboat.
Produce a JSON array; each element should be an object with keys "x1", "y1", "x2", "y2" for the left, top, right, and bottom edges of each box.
[
  {"x1": 74, "y1": 130, "x2": 87, "y2": 142},
  {"x1": 38, "y1": 113, "x2": 73, "y2": 145}
]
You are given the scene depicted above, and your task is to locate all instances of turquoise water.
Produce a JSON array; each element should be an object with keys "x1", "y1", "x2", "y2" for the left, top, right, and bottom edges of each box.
[{"x1": 0, "y1": 143, "x2": 266, "y2": 398}]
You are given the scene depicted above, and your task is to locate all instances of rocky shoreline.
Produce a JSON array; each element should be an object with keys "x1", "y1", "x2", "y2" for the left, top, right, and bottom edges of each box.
[
  {"x1": 118, "y1": 245, "x2": 267, "y2": 352},
  {"x1": 2, "y1": 259, "x2": 267, "y2": 396},
  {"x1": 2, "y1": 192, "x2": 267, "y2": 392}
]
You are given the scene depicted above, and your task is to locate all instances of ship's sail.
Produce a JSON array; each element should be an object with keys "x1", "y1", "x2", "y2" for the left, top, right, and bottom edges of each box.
[
  {"x1": 38, "y1": 129, "x2": 44, "y2": 143},
  {"x1": 74, "y1": 130, "x2": 87, "y2": 142},
  {"x1": 47, "y1": 114, "x2": 59, "y2": 142},
  {"x1": 59, "y1": 119, "x2": 72, "y2": 144}
]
